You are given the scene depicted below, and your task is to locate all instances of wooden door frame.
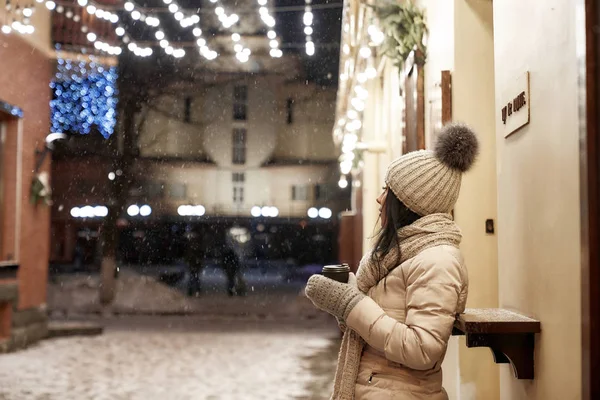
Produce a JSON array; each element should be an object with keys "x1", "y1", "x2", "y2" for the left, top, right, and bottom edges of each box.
[
  {"x1": 582, "y1": 0, "x2": 600, "y2": 399},
  {"x1": 403, "y1": 51, "x2": 426, "y2": 152}
]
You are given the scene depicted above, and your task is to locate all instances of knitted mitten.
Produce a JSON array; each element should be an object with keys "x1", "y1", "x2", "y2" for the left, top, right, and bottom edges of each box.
[{"x1": 305, "y1": 273, "x2": 364, "y2": 320}]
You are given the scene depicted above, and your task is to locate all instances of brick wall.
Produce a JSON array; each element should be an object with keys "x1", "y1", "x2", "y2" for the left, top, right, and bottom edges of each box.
[{"x1": 0, "y1": 32, "x2": 52, "y2": 310}]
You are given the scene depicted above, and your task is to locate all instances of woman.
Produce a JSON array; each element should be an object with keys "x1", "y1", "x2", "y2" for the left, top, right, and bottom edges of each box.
[{"x1": 305, "y1": 123, "x2": 478, "y2": 399}]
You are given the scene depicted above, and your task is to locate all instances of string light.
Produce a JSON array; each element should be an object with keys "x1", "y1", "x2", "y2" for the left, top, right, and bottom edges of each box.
[
  {"x1": 50, "y1": 55, "x2": 118, "y2": 138},
  {"x1": 256, "y1": 0, "x2": 280, "y2": 58},
  {"x1": 304, "y1": 0, "x2": 314, "y2": 56}
]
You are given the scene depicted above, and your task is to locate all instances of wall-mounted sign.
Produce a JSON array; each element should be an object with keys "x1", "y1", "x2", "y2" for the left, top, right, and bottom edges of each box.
[{"x1": 500, "y1": 71, "x2": 530, "y2": 138}]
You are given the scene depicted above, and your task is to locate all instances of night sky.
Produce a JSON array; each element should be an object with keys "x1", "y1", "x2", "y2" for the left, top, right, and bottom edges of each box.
[
  {"x1": 274, "y1": 0, "x2": 343, "y2": 85},
  {"x1": 127, "y1": 0, "x2": 343, "y2": 86}
]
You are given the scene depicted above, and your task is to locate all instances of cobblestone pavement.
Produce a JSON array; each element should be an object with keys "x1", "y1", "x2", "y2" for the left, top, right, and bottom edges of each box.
[{"x1": 0, "y1": 316, "x2": 339, "y2": 400}]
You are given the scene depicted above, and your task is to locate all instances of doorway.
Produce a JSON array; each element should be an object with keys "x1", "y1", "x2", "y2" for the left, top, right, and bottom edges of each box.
[{"x1": 582, "y1": 0, "x2": 600, "y2": 399}]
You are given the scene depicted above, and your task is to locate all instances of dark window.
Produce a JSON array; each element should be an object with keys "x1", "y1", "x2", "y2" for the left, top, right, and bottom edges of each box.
[
  {"x1": 233, "y1": 103, "x2": 247, "y2": 121},
  {"x1": 232, "y1": 172, "x2": 245, "y2": 183},
  {"x1": 234, "y1": 85, "x2": 248, "y2": 102},
  {"x1": 315, "y1": 184, "x2": 328, "y2": 201},
  {"x1": 147, "y1": 182, "x2": 165, "y2": 199},
  {"x1": 168, "y1": 182, "x2": 187, "y2": 199},
  {"x1": 286, "y1": 98, "x2": 294, "y2": 124},
  {"x1": 233, "y1": 85, "x2": 248, "y2": 121},
  {"x1": 233, "y1": 186, "x2": 244, "y2": 203},
  {"x1": 292, "y1": 185, "x2": 308, "y2": 201},
  {"x1": 232, "y1": 128, "x2": 247, "y2": 165},
  {"x1": 184, "y1": 97, "x2": 191, "y2": 123}
]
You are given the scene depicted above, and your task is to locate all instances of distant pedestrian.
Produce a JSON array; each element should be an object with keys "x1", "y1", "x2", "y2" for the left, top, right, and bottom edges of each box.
[
  {"x1": 305, "y1": 124, "x2": 477, "y2": 399},
  {"x1": 185, "y1": 231, "x2": 204, "y2": 296},
  {"x1": 221, "y1": 246, "x2": 246, "y2": 297}
]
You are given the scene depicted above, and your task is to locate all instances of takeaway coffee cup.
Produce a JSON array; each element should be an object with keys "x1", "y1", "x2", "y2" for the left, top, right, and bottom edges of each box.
[{"x1": 322, "y1": 264, "x2": 350, "y2": 283}]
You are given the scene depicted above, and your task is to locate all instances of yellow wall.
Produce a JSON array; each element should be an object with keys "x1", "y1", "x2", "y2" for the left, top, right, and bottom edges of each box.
[
  {"x1": 0, "y1": 4, "x2": 53, "y2": 56},
  {"x1": 493, "y1": 1, "x2": 581, "y2": 399},
  {"x1": 453, "y1": 1, "x2": 500, "y2": 399}
]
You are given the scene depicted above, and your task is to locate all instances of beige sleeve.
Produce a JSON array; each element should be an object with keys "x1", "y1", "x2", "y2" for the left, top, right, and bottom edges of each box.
[{"x1": 346, "y1": 251, "x2": 462, "y2": 370}]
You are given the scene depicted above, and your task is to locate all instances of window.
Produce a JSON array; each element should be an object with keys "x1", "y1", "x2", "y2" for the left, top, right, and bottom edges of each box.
[
  {"x1": 234, "y1": 85, "x2": 247, "y2": 102},
  {"x1": 147, "y1": 182, "x2": 165, "y2": 199},
  {"x1": 233, "y1": 187, "x2": 244, "y2": 203},
  {"x1": 168, "y1": 183, "x2": 187, "y2": 200},
  {"x1": 232, "y1": 172, "x2": 245, "y2": 183},
  {"x1": 286, "y1": 98, "x2": 294, "y2": 124},
  {"x1": 184, "y1": 97, "x2": 191, "y2": 123},
  {"x1": 292, "y1": 185, "x2": 309, "y2": 201},
  {"x1": 233, "y1": 104, "x2": 247, "y2": 121},
  {"x1": 232, "y1": 172, "x2": 245, "y2": 204},
  {"x1": 232, "y1": 128, "x2": 247, "y2": 165},
  {"x1": 233, "y1": 85, "x2": 248, "y2": 121},
  {"x1": 315, "y1": 184, "x2": 329, "y2": 201}
]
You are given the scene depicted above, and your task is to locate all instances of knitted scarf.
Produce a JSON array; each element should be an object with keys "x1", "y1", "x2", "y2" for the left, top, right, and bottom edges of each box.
[{"x1": 331, "y1": 213, "x2": 462, "y2": 399}]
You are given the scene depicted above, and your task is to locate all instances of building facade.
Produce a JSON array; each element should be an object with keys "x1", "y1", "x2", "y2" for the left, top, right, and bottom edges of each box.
[
  {"x1": 50, "y1": 48, "x2": 348, "y2": 267},
  {"x1": 0, "y1": 5, "x2": 53, "y2": 351},
  {"x1": 335, "y1": 0, "x2": 588, "y2": 399}
]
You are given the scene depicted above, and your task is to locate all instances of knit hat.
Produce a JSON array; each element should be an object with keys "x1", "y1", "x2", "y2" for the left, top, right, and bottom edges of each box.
[{"x1": 385, "y1": 123, "x2": 479, "y2": 216}]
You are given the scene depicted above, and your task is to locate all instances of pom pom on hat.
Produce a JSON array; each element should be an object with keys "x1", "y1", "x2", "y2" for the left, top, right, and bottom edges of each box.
[
  {"x1": 384, "y1": 121, "x2": 480, "y2": 216},
  {"x1": 434, "y1": 123, "x2": 479, "y2": 172}
]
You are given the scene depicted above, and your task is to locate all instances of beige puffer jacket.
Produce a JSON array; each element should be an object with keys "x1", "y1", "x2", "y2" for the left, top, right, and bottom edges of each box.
[{"x1": 345, "y1": 245, "x2": 468, "y2": 399}]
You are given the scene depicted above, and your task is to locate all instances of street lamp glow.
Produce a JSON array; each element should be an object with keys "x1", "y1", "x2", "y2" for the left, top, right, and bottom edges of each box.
[
  {"x1": 140, "y1": 205, "x2": 152, "y2": 217},
  {"x1": 81, "y1": 205, "x2": 95, "y2": 218},
  {"x1": 319, "y1": 207, "x2": 332, "y2": 219},
  {"x1": 194, "y1": 205, "x2": 206, "y2": 216},
  {"x1": 94, "y1": 206, "x2": 108, "y2": 217},
  {"x1": 307, "y1": 207, "x2": 318, "y2": 219},
  {"x1": 178, "y1": 205, "x2": 190, "y2": 216},
  {"x1": 127, "y1": 204, "x2": 140, "y2": 217}
]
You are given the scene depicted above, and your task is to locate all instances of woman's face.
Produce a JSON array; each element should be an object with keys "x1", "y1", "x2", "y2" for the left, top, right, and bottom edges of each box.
[{"x1": 377, "y1": 186, "x2": 388, "y2": 226}]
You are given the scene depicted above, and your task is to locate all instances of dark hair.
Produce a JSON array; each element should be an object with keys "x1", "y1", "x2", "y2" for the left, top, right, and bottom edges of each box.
[{"x1": 372, "y1": 190, "x2": 421, "y2": 276}]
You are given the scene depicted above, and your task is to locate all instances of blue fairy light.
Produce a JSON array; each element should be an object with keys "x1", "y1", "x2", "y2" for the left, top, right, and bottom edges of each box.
[{"x1": 50, "y1": 56, "x2": 118, "y2": 139}]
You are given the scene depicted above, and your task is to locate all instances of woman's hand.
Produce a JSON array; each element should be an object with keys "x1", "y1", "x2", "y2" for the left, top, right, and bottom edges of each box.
[{"x1": 304, "y1": 273, "x2": 364, "y2": 320}]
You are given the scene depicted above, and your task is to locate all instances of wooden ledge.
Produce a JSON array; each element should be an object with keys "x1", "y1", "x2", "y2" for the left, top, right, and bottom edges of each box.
[{"x1": 453, "y1": 308, "x2": 541, "y2": 380}]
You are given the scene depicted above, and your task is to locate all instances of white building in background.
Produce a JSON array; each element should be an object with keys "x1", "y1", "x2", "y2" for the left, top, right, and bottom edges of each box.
[{"x1": 131, "y1": 51, "x2": 344, "y2": 220}]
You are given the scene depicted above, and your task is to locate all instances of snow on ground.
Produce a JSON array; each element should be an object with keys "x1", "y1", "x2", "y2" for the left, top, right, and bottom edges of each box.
[{"x1": 0, "y1": 317, "x2": 339, "y2": 400}]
